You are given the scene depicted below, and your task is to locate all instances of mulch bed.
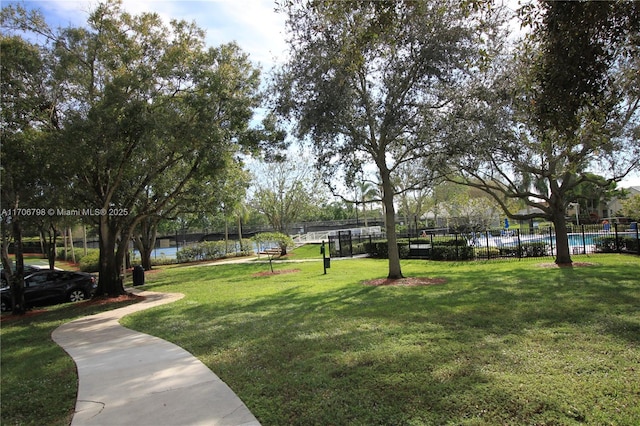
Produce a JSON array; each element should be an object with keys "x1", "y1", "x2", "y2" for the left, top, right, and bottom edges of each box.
[
  {"x1": 80, "y1": 292, "x2": 145, "y2": 306},
  {"x1": 252, "y1": 269, "x2": 301, "y2": 277},
  {"x1": 0, "y1": 292, "x2": 145, "y2": 322},
  {"x1": 363, "y1": 277, "x2": 447, "y2": 287}
]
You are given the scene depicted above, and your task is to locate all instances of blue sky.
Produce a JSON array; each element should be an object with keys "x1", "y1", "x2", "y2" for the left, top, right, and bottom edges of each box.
[{"x1": 3, "y1": 0, "x2": 289, "y2": 70}]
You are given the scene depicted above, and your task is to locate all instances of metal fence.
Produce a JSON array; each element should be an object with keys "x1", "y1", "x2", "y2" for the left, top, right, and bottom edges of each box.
[{"x1": 329, "y1": 223, "x2": 640, "y2": 261}]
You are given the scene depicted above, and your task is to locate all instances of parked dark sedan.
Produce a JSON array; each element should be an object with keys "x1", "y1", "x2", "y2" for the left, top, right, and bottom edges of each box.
[
  {"x1": 0, "y1": 264, "x2": 62, "y2": 286},
  {"x1": 1, "y1": 270, "x2": 97, "y2": 312}
]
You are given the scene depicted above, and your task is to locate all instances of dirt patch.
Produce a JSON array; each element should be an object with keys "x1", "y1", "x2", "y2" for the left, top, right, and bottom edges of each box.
[
  {"x1": 537, "y1": 262, "x2": 596, "y2": 268},
  {"x1": 252, "y1": 269, "x2": 301, "y2": 277},
  {"x1": 363, "y1": 277, "x2": 447, "y2": 287}
]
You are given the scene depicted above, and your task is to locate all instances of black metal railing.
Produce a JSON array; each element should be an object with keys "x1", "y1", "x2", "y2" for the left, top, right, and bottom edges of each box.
[{"x1": 329, "y1": 223, "x2": 639, "y2": 261}]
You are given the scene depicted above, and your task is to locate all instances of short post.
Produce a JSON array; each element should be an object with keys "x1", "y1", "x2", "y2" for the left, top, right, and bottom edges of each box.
[
  {"x1": 485, "y1": 230, "x2": 490, "y2": 259},
  {"x1": 321, "y1": 240, "x2": 330, "y2": 274}
]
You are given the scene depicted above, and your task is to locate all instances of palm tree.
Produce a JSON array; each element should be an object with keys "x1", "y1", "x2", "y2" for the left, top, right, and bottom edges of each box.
[{"x1": 358, "y1": 181, "x2": 378, "y2": 228}]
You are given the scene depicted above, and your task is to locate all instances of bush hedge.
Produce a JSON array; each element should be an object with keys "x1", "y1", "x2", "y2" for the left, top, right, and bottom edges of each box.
[
  {"x1": 78, "y1": 249, "x2": 100, "y2": 272},
  {"x1": 430, "y1": 245, "x2": 474, "y2": 261},
  {"x1": 363, "y1": 241, "x2": 410, "y2": 259},
  {"x1": 595, "y1": 236, "x2": 639, "y2": 254},
  {"x1": 56, "y1": 247, "x2": 89, "y2": 263},
  {"x1": 366, "y1": 238, "x2": 552, "y2": 261},
  {"x1": 176, "y1": 239, "x2": 253, "y2": 263},
  {"x1": 497, "y1": 242, "x2": 549, "y2": 258}
]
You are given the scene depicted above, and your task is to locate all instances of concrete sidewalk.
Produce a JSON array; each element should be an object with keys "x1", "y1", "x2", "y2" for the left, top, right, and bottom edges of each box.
[{"x1": 52, "y1": 290, "x2": 260, "y2": 426}]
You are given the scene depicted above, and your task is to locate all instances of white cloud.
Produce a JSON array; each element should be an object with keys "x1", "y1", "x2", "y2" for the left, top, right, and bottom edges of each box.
[{"x1": 16, "y1": 0, "x2": 287, "y2": 69}]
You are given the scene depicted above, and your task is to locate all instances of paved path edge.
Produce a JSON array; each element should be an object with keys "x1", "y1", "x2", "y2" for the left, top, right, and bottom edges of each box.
[{"x1": 52, "y1": 290, "x2": 261, "y2": 426}]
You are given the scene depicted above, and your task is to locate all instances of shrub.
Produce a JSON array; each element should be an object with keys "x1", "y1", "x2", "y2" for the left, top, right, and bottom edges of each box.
[
  {"x1": 252, "y1": 232, "x2": 294, "y2": 255},
  {"x1": 521, "y1": 242, "x2": 549, "y2": 257},
  {"x1": 594, "y1": 236, "x2": 618, "y2": 253},
  {"x1": 56, "y1": 247, "x2": 87, "y2": 263},
  {"x1": 620, "y1": 236, "x2": 639, "y2": 253},
  {"x1": 175, "y1": 239, "x2": 253, "y2": 263},
  {"x1": 475, "y1": 247, "x2": 500, "y2": 259},
  {"x1": 596, "y1": 236, "x2": 639, "y2": 254},
  {"x1": 150, "y1": 257, "x2": 177, "y2": 266},
  {"x1": 78, "y1": 249, "x2": 100, "y2": 273},
  {"x1": 432, "y1": 237, "x2": 468, "y2": 246},
  {"x1": 362, "y1": 241, "x2": 410, "y2": 259},
  {"x1": 497, "y1": 242, "x2": 548, "y2": 258},
  {"x1": 430, "y1": 245, "x2": 474, "y2": 261}
]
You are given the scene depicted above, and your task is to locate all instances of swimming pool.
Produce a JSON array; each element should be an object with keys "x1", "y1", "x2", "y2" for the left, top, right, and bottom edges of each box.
[{"x1": 475, "y1": 231, "x2": 638, "y2": 255}]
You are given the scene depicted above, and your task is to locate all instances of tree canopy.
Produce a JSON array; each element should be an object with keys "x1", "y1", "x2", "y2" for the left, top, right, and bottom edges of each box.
[
  {"x1": 450, "y1": 0, "x2": 640, "y2": 264},
  {"x1": 273, "y1": 0, "x2": 500, "y2": 278},
  {"x1": 2, "y1": 1, "x2": 282, "y2": 296}
]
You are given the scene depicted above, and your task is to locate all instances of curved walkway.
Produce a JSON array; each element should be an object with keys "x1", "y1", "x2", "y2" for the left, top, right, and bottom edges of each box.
[{"x1": 52, "y1": 290, "x2": 260, "y2": 426}]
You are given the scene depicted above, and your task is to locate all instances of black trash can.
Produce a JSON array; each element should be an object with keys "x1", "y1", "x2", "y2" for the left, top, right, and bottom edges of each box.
[{"x1": 133, "y1": 265, "x2": 145, "y2": 286}]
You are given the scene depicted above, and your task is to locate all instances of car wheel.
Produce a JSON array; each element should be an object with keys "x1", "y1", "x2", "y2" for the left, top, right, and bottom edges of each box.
[
  {"x1": 68, "y1": 289, "x2": 88, "y2": 303},
  {"x1": 1, "y1": 298, "x2": 11, "y2": 312}
]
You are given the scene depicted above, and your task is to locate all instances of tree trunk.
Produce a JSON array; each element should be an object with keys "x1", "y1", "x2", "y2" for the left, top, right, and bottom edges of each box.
[
  {"x1": 224, "y1": 215, "x2": 230, "y2": 255},
  {"x1": 139, "y1": 245, "x2": 153, "y2": 271},
  {"x1": 550, "y1": 202, "x2": 572, "y2": 265},
  {"x1": 237, "y1": 216, "x2": 243, "y2": 253},
  {"x1": 68, "y1": 227, "x2": 76, "y2": 264},
  {"x1": 10, "y1": 218, "x2": 26, "y2": 315},
  {"x1": 134, "y1": 219, "x2": 157, "y2": 271},
  {"x1": 98, "y1": 215, "x2": 125, "y2": 296},
  {"x1": 381, "y1": 173, "x2": 403, "y2": 279},
  {"x1": 40, "y1": 224, "x2": 57, "y2": 270},
  {"x1": 63, "y1": 226, "x2": 68, "y2": 261},
  {"x1": 83, "y1": 225, "x2": 88, "y2": 256}
]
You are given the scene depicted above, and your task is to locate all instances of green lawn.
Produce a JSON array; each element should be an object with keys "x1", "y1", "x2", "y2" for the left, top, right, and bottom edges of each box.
[
  {"x1": 2, "y1": 253, "x2": 638, "y2": 425},
  {"x1": 120, "y1": 254, "x2": 640, "y2": 425},
  {"x1": 0, "y1": 297, "x2": 142, "y2": 425}
]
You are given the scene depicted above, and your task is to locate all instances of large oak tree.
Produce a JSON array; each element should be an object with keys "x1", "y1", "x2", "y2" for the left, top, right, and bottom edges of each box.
[
  {"x1": 3, "y1": 1, "x2": 280, "y2": 295},
  {"x1": 273, "y1": 0, "x2": 500, "y2": 278},
  {"x1": 451, "y1": 0, "x2": 640, "y2": 265}
]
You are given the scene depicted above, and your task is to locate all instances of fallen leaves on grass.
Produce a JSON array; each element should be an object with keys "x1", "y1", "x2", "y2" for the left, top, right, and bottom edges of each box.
[{"x1": 363, "y1": 277, "x2": 447, "y2": 287}]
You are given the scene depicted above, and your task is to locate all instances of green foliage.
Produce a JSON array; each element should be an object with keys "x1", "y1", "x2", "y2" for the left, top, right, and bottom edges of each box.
[
  {"x1": 497, "y1": 241, "x2": 550, "y2": 258},
  {"x1": 363, "y1": 241, "x2": 413, "y2": 259},
  {"x1": 274, "y1": 0, "x2": 496, "y2": 278},
  {"x1": 175, "y1": 240, "x2": 252, "y2": 263},
  {"x1": 475, "y1": 246, "x2": 501, "y2": 259},
  {"x1": 78, "y1": 249, "x2": 100, "y2": 273},
  {"x1": 252, "y1": 232, "x2": 294, "y2": 253},
  {"x1": 431, "y1": 237, "x2": 468, "y2": 246},
  {"x1": 429, "y1": 245, "x2": 475, "y2": 261},
  {"x1": 453, "y1": 1, "x2": 640, "y2": 265},
  {"x1": 2, "y1": 2, "x2": 280, "y2": 295},
  {"x1": 621, "y1": 194, "x2": 640, "y2": 221},
  {"x1": 595, "y1": 236, "x2": 639, "y2": 254},
  {"x1": 250, "y1": 160, "x2": 322, "y2": 233},
  {"x1": 56, "y1": 248, "x2": 87, "y2": 263}
]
